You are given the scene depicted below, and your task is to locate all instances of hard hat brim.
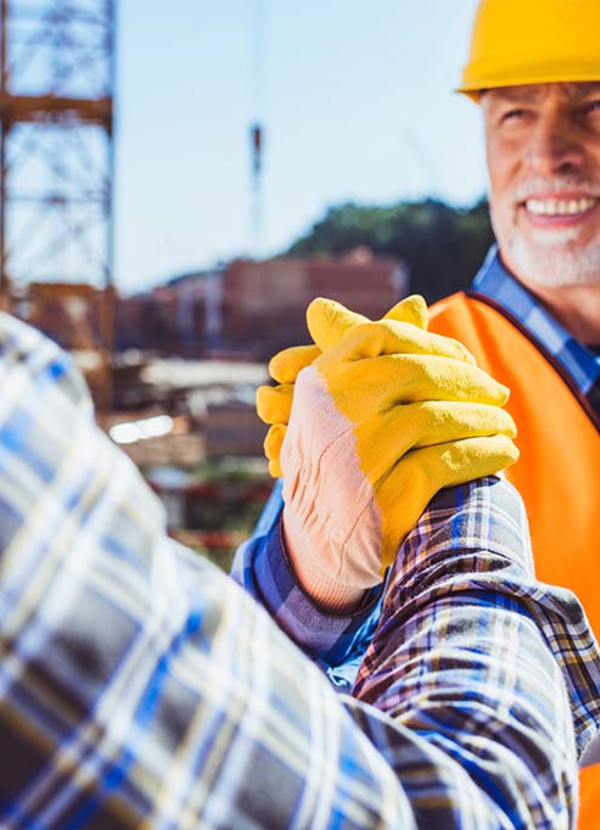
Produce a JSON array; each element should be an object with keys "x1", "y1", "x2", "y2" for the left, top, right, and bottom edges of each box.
[{"x1": 457, "y1": 69, "x2": 600, "y2": 104}]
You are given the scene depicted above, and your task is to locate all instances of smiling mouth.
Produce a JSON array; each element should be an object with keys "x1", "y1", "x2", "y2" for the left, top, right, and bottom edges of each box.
[{"x1": 523, "y1": 197, "x2": 599, "y2": 217}]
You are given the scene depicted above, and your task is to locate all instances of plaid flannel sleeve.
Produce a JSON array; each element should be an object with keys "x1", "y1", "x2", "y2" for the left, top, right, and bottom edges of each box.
[
  {"x1": 232, "y1": 493, "x2": 386, "y2": 686},
  {"x1": 1, "y1": 312, "x2": 599, "y2": 829}
]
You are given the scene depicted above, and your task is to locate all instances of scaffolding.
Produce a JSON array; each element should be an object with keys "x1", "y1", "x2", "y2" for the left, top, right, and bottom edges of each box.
[{"x1": 0, "y1": 0, "x2": 116, "y2": 404}]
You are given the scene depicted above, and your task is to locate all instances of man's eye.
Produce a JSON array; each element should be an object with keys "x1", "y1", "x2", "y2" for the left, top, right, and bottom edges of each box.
[
  {"x1": 501, "y1": 108, "x2": 526, "y2": 123},
  {"x1": 584, "y1": 100, "x2": 600, "y2": 114}
]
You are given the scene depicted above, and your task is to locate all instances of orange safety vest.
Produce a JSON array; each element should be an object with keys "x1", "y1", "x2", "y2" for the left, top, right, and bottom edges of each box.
[{"x1": 430, "y1": 291, "x2": 600, "y2": 828}]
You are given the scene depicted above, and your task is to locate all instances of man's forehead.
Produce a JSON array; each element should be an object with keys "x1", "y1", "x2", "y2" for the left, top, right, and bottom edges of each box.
[{"x1": 483, "y1": 82, "x2": 600, "y2": 105}]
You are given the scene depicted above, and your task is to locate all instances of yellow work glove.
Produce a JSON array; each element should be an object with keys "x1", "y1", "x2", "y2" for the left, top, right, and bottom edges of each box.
[
  {"x1": 258, "y1": 296, "x2": 428, "y2": 477},
  {"x1": 258, "y1": 296, "x2": 518, "y2": 599},
  {"x1": 261, "y1": 344, "x2": 320, "y2": 477}
]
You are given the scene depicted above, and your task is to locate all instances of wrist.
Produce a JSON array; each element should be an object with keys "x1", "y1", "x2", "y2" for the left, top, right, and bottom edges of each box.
[{"x1": 282, "y1": 506, "x2": 368, "y2": 612}]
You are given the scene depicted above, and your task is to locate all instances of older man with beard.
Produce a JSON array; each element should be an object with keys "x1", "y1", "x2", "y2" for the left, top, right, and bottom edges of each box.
[{"x1": 235, "y1": 0, "x2": 600, "y2": 826}]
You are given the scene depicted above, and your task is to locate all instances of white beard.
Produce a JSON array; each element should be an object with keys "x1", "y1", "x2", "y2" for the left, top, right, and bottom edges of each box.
[{"x1": 490, "y1": 204, "x2": 600, "y2": 289}]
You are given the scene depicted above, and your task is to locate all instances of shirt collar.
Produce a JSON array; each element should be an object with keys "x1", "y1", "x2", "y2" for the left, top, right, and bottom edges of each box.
[{"x1": 471, "y1": 245, "x2": 600, "y2": 396}]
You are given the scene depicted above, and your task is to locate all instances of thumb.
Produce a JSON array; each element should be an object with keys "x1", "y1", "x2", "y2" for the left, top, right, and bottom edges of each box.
[{"x1": 382, "y1": 295, "x2": 428, "y2": 330}]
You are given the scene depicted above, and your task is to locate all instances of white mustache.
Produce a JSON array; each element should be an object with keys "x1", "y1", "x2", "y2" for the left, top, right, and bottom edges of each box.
[{"x1": 513, "y1": 178, "x2": 600, "y2": 202}]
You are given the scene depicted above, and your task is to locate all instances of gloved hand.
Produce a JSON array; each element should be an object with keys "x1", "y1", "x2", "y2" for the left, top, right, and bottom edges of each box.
[
  {"x1": 257, "y1": 297, "x2": 518, "y2": 605},
  {"x1": 258, "y1": 295, "x2": 429, "y2": 477}
]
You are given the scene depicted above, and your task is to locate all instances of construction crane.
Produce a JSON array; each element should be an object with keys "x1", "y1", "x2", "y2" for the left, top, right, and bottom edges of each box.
[
  {"x1": 249, "y1": 0, "x2": 265, "y2": 259},
  {"x1": 0, "y1": 0, "x2": 116, "y2": 409}
]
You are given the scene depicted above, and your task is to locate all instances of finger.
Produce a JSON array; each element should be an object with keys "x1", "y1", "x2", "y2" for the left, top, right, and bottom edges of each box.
[
  {"x1": 429, "y1": 434, "x2": 520, "y2": 481},
  {"x1": 326, "y1": 319, "x2": 477, "y2": 364},
  {"x1": 269, "y1": 344, "x2": 321, "y2": 384},
  {"x1": 264, "y1": 423, "x2": 286, "y2": 462},
  {"x1": 383, "y1": 356, "x2": 510, "y2": 405},
  {"x1": 409, "y1": 402, "x2": 517, "y2": 445},
  {"x1": 381, "y1": 294, "x2": 428, "y2": 330},
  {"x1": 269, "y1": 457, "x2": 283, "y2": 478},
  {"x1": 355, "y1": 402, "x2": 517, "y2": 483},
  {"x1": 326, "y1": 355, "x2": 511, "y2": 421},
  {"x1": 384, "y1": 435, "x2": 519, "y2": 510},
  {"x1": 306, "y1": 298, "x2": 371, "y2": 352},
  {"x1": 256, "y1": 384, "x2": 294, "y2": 425},
  {"x1": 376, "y1": 434, "x2": 520, "y2": 569}
]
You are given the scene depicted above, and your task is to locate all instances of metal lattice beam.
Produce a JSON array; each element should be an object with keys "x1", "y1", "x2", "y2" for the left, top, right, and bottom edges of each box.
[
  {"x1": 0, "y1": 0, "x2": 116, "y2": 407},
  {"x1": 0, "y1": 0, "x2": 115, "y2": 290}
]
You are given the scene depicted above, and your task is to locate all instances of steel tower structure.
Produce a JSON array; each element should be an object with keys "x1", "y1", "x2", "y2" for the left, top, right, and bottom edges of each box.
[{"x1": 0, "y1": 0, "x2": 115, "y2": 305}]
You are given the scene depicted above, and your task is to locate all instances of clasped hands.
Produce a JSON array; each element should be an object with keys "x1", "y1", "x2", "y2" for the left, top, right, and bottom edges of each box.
[{"x1": 256, "y1": 296, "x2": 518, "y2": 606}]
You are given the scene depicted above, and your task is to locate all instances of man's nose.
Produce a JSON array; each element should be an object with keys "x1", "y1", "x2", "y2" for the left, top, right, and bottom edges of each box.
[{"x1": 525, "y1": 114, "x2": 586, "y2": 176}]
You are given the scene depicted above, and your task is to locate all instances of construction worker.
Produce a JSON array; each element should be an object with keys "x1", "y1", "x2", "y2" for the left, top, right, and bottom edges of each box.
[{"x1": 236, "y1": 0, "x2": 600, "y2": 825}]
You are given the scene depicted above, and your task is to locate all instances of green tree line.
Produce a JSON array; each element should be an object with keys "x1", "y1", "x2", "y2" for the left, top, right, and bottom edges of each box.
[{"x1": 287, "y1": 198, "x2": 495, "y2": 304}]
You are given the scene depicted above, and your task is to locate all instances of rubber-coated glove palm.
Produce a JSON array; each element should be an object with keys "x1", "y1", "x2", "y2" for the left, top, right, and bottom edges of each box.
[{"x1": 262, "y1": 296, "x2": 518, "y2": 594}]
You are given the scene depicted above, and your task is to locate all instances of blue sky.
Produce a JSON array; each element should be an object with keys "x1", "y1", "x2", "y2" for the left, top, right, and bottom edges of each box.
[{"x1": 117, "y1": 0, "x2": 485, "y2": 292}]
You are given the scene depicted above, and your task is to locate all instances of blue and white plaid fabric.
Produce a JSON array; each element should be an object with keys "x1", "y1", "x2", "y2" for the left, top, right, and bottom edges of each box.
[
  {"x1": 233, "y1": 483, "x2": 386, "y2": 689},
  {"x1": 472, "y1": 245, "x2": 600, "y2": 395},
  {"x1": 233, "y1": 485, "x2": 385, "y2": 683},
  {"x1": 1, "y1": 313, "x2": 600, "y2": 828}
]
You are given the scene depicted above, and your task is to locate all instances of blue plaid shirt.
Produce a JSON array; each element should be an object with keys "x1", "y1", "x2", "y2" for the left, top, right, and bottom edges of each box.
[
  {"x1": 2, "y1": 312, "x2": 600, "y2": 827},
  {"x1": 233, "y1": 246, "x2": 600, "y2": 689}
]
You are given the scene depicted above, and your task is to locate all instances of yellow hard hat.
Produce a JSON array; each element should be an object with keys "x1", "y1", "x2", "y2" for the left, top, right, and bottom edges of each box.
[{"x1": 458, "y1": 0, "x2": 600, "y2": 101}]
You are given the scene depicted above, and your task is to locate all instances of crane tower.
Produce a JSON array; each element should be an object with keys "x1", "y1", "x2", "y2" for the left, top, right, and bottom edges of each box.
[{"x1": 0, "y1": 0, "x2": 116, "y2": 303}]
